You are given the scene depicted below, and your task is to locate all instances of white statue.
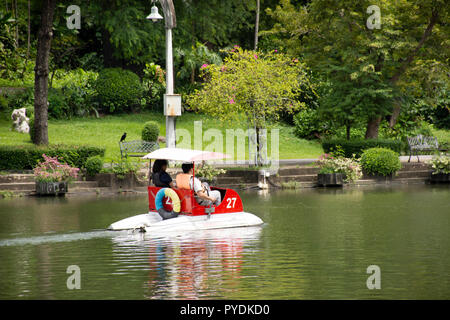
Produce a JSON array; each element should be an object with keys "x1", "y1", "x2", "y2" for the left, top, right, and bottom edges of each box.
[{"x1": 11, "y1": 108, "x2": 30, "y2": 134}]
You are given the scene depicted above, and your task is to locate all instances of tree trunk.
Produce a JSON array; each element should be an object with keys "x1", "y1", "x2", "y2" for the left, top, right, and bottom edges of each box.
[
  {"x1": 365, "y1": 116, "x2": 382, "y2": 139},
  {"x1": 346, "y1": 123, "x2": 351, "y2": 140},
  {"x1": 254, "y1": 0, "x2": 260, "y2": 50},
  {"x1": 33, "y1": 0, "x2": 56, "y2": 145}
]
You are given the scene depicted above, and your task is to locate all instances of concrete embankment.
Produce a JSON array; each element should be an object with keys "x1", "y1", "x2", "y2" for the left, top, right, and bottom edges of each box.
[{"x1": 0, "y1": 159, "x2": 444, "y2": 197}]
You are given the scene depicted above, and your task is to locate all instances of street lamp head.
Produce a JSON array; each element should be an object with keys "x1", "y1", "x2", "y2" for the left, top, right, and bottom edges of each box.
[{"x1": 146, "y1": 4, "x2": 163, "y2": 22}]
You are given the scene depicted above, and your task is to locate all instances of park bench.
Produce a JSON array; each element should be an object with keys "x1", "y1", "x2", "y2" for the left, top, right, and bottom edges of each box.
[
  {"x1": 119, "y1": 140, "x2": 159, "y2": 159},
  {"x1": 406, "y1": 134, "x2": 439, "y2": 162}
]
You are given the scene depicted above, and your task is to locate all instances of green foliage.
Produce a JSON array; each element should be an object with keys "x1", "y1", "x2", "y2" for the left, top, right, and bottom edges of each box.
[
  {"x1": 293, "y1": 108, "x2": 331, "y2": 139},
  {"x1": 84, "y1": 156, "x2": 104, "y2": 176},
  {"x1": 47, "y1": 88, "x2": 70, "y2": 119},
  {"x1": 103, "y1": 157, "x2": 141, "y2": 180},
  {"x1": 141, "y1": 121, "x2": 160, "y2": 142},
  {"x1": 142, "y1": 63, "x2": 166, "y2": 111},
  {"x1": 360, "y1": 148, "x2": 402, "y2": 176},
  {"x1": 265, "y1": 0, "x2": 450, "y2": 135},
  {"x1": 322, "y1": 138, "x2": 403, "y2": 158},
  {"x1": 187, "y1": 46, "x2": 312, "y2": 129},
  {"x1": 316, "y1": 153, "x2": 363, "y2": 183},
  {"x1": 94, "y1": 68, "x2": 144, "y2": 113},
  {"x1": 195, "y1": 164, "x2": 226, "y2": 181},
  {"x1": 427, "y1": 154, "x2": 450, "y2": 174},
  {"x1": 28, "y1": 117, "x2": 35, "y2": 142},
  {"x1": 0, "y1": 145, "x2": 105, "y2": 170},
  {"x1": 174, "y1": 42, "x2": 222, "y2": 86}
]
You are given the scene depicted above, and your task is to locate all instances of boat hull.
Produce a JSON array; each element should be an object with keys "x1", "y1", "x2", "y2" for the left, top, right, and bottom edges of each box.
[{"x1": 108, "y1": 211, "x2": 264, "y2": 232}]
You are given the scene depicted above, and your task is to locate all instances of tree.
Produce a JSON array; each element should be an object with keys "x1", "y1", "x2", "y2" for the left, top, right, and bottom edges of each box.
[
  {"x1": 264, "y1": 0, "x2": 449, "y2": 138},
  {"x1": 187, "y1": 47, "x2": 311, "y2": 163},
  {"x1": 33, "y1": 0, "x2": 56, "y2": 145}
]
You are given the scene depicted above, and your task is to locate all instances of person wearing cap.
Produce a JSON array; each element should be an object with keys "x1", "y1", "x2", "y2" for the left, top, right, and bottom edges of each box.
[{"x1": 176, "y1": 163, "x2": 221, "y2": 206}]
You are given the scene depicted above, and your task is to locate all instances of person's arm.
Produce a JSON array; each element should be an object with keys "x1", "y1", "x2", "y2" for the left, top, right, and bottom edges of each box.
[
  {"x1": 192, "y1": 178, "x2": 216, "y2": 202},
  {"x1": 196, "y1": 190, "x2": 216, "y2": 202}
]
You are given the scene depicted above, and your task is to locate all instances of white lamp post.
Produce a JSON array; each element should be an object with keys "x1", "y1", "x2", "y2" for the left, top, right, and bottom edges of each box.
[{"x1": 146, "y1": 0, "x2": 180, "y2": 149}]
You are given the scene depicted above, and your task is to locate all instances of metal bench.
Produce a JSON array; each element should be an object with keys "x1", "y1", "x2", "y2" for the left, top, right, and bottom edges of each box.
[
  {"x1": 119, "y1": 140, "x2": 159, "y2": 159},
  {"x1": 407, "y1": 134, "x2": 439, "y2": 162}
]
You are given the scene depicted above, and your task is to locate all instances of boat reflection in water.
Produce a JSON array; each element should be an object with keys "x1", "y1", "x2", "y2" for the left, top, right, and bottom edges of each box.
[{"x1": 110, "y1": 226, "x2": 263, "y2": 299}]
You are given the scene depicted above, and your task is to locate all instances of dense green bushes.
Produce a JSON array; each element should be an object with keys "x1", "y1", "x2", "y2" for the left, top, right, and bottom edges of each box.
[
  {"x1": 293, "y1": 108, "x2": 329, "y2": 139},
  {"x1": 0, "y1": 145, "x2": 105, "y2": 170},
  {"x1": 360, "y1": 148, "x2": 402, "y2": 176},
  {"x1": 322, "y1": 138, "x2": 403, "y2": 158},
  {"x1": 141, "y1": 121, "x2": 160, "y2": 142},
  {"x1": 94, "y1": 68, "x2": 144, "y2": 113},
  {"x1": 84, "y1": 155, "x2": 104, "y2": 176}
]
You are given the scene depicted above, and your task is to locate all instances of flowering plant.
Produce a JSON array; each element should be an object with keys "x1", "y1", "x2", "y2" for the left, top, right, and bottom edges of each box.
[
  {"x1": 427, "y1": 154, "x2": 449, "y2": 174},
  {"x1": 316, "y1": 153, "x2": 362, "y2": 183},
  {"x1": 33, "y1": 154, "x2": 79, "y2": 183},
  {"x1": 195, "y1": 164, "x2": 226, "y2": 181}
]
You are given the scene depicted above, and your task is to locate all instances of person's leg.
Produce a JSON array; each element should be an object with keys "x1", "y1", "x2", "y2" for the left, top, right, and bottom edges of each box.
[{"x1": 210, "y1": 190, "x2": 221, "y2": 206}]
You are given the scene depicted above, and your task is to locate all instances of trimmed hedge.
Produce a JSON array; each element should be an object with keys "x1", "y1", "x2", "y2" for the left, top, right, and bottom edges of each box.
[
  {"x1": 0, "y1": 145, "x2": 105, "y2": 170},
  {"x1": 84, "y1": 155, "x2": 104, "y2": 176},
  {"x1": 141, "y1": 121, "x2": 160, "y2": 142},
  {"x1": 360, "y1": 147, "x2": 402, "y2": 176},
  {"x1": 322, "y1": 138, "x2": 403, "y2": 158},
  {"x1": 94, "y1": 68, "x2": 144, "y2": 113}
]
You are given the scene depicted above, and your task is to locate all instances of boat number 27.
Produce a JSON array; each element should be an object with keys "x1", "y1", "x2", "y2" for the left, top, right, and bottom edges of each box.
[{"x1": 226, "y1": 197, "x2": 237, "y2": 208}]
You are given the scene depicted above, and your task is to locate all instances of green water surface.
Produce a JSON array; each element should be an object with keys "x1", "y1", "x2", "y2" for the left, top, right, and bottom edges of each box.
[{"x1": 0, "y1": 184, "x2": 448, "y2": 299}]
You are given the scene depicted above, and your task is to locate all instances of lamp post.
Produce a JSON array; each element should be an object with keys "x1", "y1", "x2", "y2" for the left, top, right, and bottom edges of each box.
[{"x1": 146, "y1": 0, "x2": 180, "y2": 149}]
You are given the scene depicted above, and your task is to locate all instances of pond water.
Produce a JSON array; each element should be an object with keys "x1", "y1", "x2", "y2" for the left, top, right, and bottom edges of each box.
[{"x1": 0, "y1": 185, "x2": 449, "y2": 299}]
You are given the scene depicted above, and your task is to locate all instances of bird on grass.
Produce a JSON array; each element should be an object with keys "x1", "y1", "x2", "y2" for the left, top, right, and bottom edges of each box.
[{"x1": 120, "y1": 132, "x2": 127, "y2": 142}]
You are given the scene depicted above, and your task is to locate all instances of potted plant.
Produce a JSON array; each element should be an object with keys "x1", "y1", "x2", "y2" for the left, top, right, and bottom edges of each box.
[
  {"x1": 34, "y1": 154, "x2": 79, "y2": 196},
  {"x1": 316, "y1": 153, "x2": 362, "y2": 186},
  {"x1": 195, "y1": 163, "x2": 226, "y2": 185},
  {"x1": 427, "y1": 154, "x2": 449, "y2": 183}
]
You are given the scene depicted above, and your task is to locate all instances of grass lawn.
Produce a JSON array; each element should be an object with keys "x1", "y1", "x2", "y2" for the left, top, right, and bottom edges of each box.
[{"x1": 0, "y1": 112, "x2": 324, "y2": 162}]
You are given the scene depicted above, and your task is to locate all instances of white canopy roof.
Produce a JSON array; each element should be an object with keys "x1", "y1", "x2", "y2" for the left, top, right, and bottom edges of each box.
[{"x1": 142, "y1": 148, "x2": 231, "y2": 162}]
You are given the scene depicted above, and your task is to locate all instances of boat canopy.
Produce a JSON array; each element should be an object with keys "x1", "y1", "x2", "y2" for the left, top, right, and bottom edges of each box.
[{"x1": 142, "y1": 148, "x2": 231, "y2": 162}]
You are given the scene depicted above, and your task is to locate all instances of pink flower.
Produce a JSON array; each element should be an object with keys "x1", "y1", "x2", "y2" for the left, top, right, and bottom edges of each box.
[
  {"x1": 229, "y1": 98, "x2": 235, "y2": 104},
  {"x1": 254, "y1": 54, "x2": 258, "y2": 59},
  {"x1": 274, "y1": 49, "x2": 278, "y2": 53},
  {"x1": 200, "y1": 64, "x2": 209, "y2": 69}
]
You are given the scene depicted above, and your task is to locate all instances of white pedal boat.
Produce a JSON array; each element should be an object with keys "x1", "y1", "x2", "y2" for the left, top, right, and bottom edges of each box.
[{"x1": 108, "y1": 148, "x2": 264, "y2": 232}]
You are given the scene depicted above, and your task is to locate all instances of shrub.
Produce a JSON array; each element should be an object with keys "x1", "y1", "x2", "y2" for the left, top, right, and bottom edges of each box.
[
  {"x1": 293, "y1": 108, "x2": 323, "y2": 139},
  {"x1": 316, "y1": 153, "x2": 363, "y2": 182},
  {"x1": 427, "y1": 154, "x2": 450, "y2": 174},
  {"x1": 322, "y1": 138, "x2": 403, "y2": 158},
  {"x1": 360, "y1": 147, "x2": 402, "y2": 176},
  {"x1": 141, "y1": 121, "x2": 160, "y2": 142},
  {"x1": 0, "y1": 145, "x2": 105, "y2": 170},
  {"x1": 44, "y1": 88, "x2": 71, "y2": 119},
  {"x1": 94, "y1": 68, "x2": 144, "y2": 113},
  {"x1": 28, "y1": 117, "x2": 35, "y2": 142},
  {"x1": 84, "y1": 155, "x2": 104, "y2": 176},
  {"x1": 34, "y1": 154, "x2": 79, "y2": 183}
]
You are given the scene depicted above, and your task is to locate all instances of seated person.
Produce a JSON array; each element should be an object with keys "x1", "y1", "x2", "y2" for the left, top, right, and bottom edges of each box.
[
  {"x1": 176, "y1": 163, "x2": 221, "y2": 206},
  {"x1": 151, "y1": 159, "x2": 174, "y2": 188}
]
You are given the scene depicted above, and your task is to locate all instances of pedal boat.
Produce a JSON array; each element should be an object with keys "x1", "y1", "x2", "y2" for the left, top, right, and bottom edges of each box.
[{"x1": 108, "y1": 148, "x2": 264, "y2": 232}]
